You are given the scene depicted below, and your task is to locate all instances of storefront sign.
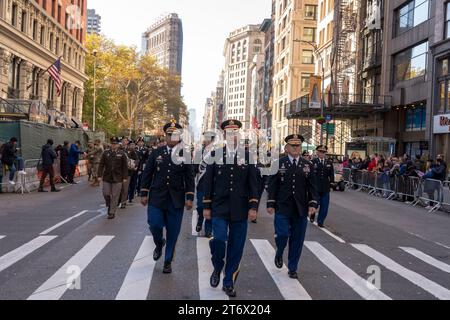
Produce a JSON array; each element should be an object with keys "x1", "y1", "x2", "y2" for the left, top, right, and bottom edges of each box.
[{"x1": 434, "y1": 114, "x2": 450, "y2": 134}]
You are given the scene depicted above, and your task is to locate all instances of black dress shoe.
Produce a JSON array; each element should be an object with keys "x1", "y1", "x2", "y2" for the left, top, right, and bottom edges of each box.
[
  {"x1": 205, "y1": 233, "x2": 213, "y2": 239},
  {"x1": 38, "y1": 189, "x2": 48, "y2": 193},
  {"x1": 309, "y1": 213, "x2": 316, "y2": 223},
  {"x1": 153, "y1": 239, "x2": 166, "y2": 261},
  {"x1": 288, "y1": 271, "x2": 298, "y2": 279},
  {"x1": 210, "y1": 270, "x2": 221, "y2": 288},
  {"x1": 223, "y1": 286, "x2": 237, "y2": 298},
  {"x1": 51, "y1": 189, "x2": 61, "y2": 192},
  {"x1": 163, "y1": 262, "x2": 172, "y2": 274},
  {"x1": 274, "y1": 256, "x2": 283, "y2": 269},
  {"x1": 107, "y1": 215, "x2": 115, "y2": 220},
  {"x1": 196, "y1": 224, "x2": 202, "y2": 233},
  {"x1": 251, "y1": 219, "x2": 258, "y2": 224},
  {"x1": 318, "y1": 223, "x2": 325, "y2": 228}
]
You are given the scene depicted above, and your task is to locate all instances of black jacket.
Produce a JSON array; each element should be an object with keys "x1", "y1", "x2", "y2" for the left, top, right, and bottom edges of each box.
[
  {"x1": 140, "y1": 146, "x2": 195, "y2": 210},
  {"x1": 203, "y1": 147, "x2": 259, "y2": 222},
  {"x1": 41, "y1": 144, "x2": 57, "y2": 166},
  {"x1": 1, "y1": 142, "x2": 16, "y2": 166},
  {"x1": 312, "y1": 158, "x2": 335, "y2": 194},
  {"x1": 267, "y1": 156, "x2": 319, "y2": 218}
]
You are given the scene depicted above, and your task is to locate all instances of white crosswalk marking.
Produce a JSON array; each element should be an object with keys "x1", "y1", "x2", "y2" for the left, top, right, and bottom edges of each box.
[
  {"x1": 116, "y1": 236, "x2": 156, "y2": 300},
  {"x1": 353, "y1": 244, "x2": 450, "y2": 300},
  {"x1": 313, "y1": 223, "x2": 346, "y2": 243},
  {"x1": 40, "y1": 210, "x2": 89, "y2": 235},
  {"x1": 192, "y1": 211, "x2": 199, "y2": 236},
  {"x1": 305, "y1": 242, "x2": 391, "y2": 300},
  {"x1": 0, "y1": 236, "x2": 57, "y2": 273},
  {"x1": 400, "y1": 247, "x2": 450, "y2": 274},
  {"x1": 196, "y1": 238, "x2": 229, "y2": 300},
  {"x1": 27, "y1": 236, "x2": 114, "y2": 300},
  {"x1": 0, "y1": 236, "x2": 5, "y2": 241},
  {"x1": 250, "y1": 239, "x2": 312, "y2": 300}
]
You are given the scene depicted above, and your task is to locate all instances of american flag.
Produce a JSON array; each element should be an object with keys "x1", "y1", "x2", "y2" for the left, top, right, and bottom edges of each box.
[{"x1": 47, "y1": 58, "x2": 62, "y2": 96}]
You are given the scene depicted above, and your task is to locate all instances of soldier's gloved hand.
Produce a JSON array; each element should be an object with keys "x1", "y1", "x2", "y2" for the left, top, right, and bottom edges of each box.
[
  {"x1": 308, "y1": 207, "x2": 317, "y2": 218},
  {"x1": 140, "y1": 197, "x2": 148, "y2": 206},
  {"x1": 248, "y1": 209, "x2": 257, "y2": 221},
  {"x1": 267, "y1": 208, "x2": 275, "y2": 215},
  {"x1": 185, "y1": 200, "x2": 193, "y2": 211},
  {"x1": 203, "y1": 209, "x2": 212, "y2": 220}
]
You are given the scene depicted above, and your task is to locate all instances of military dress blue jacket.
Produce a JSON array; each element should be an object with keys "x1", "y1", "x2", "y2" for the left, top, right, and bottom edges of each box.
[
  {"x1": 140, "y1": 146, "x2": 195, "y2": 210},
  {"x1": 267, "y1": 156, "x2": 319, "y2": 218}
]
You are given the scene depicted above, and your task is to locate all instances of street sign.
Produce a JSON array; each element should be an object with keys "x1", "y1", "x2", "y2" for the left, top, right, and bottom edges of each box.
[{"x1": 322, "y1": 123, "x2": 335, "y2": 135}]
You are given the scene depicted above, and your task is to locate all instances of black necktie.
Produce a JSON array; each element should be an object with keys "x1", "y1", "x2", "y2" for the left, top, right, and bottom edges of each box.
[{"x1": 293, "y1": 159, "x2": 297, "y2": 167}]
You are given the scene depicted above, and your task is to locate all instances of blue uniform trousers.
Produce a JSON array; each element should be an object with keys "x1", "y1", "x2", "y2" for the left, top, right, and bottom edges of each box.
[
  {"x1": 196, "y1": 191, "x2": 213, "y2": 235},
  {"x1": 148, "y1": 202, "x2": 184, "y2": 263},
  {"x1": 274, "y1": 214, "x2": 308, "y2": 273},
  {"x1": 209, "y1": 217, "x2": 248, "y2": 288},
  {"x1": 318, "y1": 192, "x2": 330, "y2": 226}
]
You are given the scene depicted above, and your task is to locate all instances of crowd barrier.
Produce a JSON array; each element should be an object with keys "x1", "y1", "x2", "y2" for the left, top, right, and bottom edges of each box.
[{"x1": 342, "y1": 168, "x2": 450, "y2": 214}]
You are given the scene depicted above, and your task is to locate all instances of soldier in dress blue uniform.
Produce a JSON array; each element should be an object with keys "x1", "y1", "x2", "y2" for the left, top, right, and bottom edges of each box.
[
  {"x1": 194, "y1": 131, "x2": 216, "y2": 238},
  {"x1": 311, "y1": 145, "x2": 335, "y2": 228},
  {"x1": 267, "y1": 134, "x2": 319, "y2": 279},
  {"x1": 202, "y1": 119, "x2": 259, "y2": 298},
  {"x1": 140, "y1": 121, "x2": 195, "y2": 274}
]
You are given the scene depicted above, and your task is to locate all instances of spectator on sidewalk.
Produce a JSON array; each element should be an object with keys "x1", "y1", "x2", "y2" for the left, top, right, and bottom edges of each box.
[
  {"x1": 98, "y1": 137, "x2": 128, "y2": 219},
  {"x1": 68, "y1": 141, "x2": 85, "y2": 184},
  {"x1": 86, "y1": 142, "x2": 95, "y2": 182},
  {"x1": 38, "y1": 139, "x2": 59, "y2": 193},
  {"x1": 0, "y1": 137, "x2": 25, "y2": 185}
]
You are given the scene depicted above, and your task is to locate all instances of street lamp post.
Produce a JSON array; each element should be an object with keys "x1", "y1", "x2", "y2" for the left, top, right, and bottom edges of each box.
[
  {"x1": 293, "y1": 39, "x2": 325, "y2": 146},
  {"x1": 92, "y1": 49, "x2": 98, "y2": 132}
]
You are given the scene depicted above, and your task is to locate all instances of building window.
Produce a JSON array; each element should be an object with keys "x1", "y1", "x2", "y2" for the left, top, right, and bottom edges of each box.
[
  {"x1": 8, "y1": 58, "x2": 21, "y2": 97},
  {"x1": 446, "y1": 2, "x2": 450, "y2": 39},
  {"x1": 301, "y1": 73, "x2": 313, "y2": 91},
  {"x1": 405, "y1": 105, "x2": 426, "y2": 131},
  {"x1": 395, "y1": 0, "x2": 429, "y2": 36},
  {"x1": 303, "y1": 27, "x2": 316, "y2": 42},
  {"x1": 305, "y1": 5, "x2": 317, "y2": 20},
  {"x1": 302, "y1": 50, "x2": 314, "y2": 64},
  {"x1": 11, "y1": 3, "x2": 18, "y2": 27},
  {"x1": 32, "y1": 20, "x2": 38, "y2": 40},
  {"x1": 40, "y1": 26, "x2": 45, "y2": 45},
  {"x1": 52, "y1": 0, "x2": 56, "y2": 17},
  {"x1": 21, "y1": 11, "x2": 27, "y2": 32},
  {"x1": 31, "y1": 67, "x2": 40, "y2": 99},
  {"x1": 393, "y1": 42, "x2": 428, "y2": 83},
  {"x1": 58, "y1": 5, "x2": 62, "y2": 23}
]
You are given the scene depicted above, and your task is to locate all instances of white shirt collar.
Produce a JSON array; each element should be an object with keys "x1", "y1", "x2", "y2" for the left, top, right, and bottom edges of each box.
[{"x1": 288, "y1": 155, "x2": 300, "y2": 165}]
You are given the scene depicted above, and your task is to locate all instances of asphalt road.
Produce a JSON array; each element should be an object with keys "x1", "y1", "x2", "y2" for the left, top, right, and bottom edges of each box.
[{"x1": 0, "y1": 178, "x2": 449, "y2": 300}]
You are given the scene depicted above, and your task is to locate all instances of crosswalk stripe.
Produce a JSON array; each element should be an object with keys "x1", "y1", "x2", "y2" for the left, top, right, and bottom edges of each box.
[
  {"x1": 304, "y1": 241, "x2": 391, "y2": 300},
  {"x1": 353, "y1": 244, "x2": 450, "y2": 300},
  {"x1": 192, "y1": 211, "x2": 198, "y2": 236},
  {"x1": 0, "y1": 236, "x2": 5, "y2": 241},
  {"x1": 40, "y1": 210, "x2": 89, "y2": 235},
  {"x1": 313, "y1": 223, "x2": 346, "y2": 243},
  {"x1": 27, "y1": 236, "x2": 114, "y2": 300},
  {"x1": 0, "y1": 236, "x2": 57, "y2": 273},
  {"x1": 116, "y1": 236, "x2": 156, "y2": 300},
  {"x1": 400, "y1": 247, "x2": 450, "y2": 274},
  {"x1": 250, "y1": 239, "x2": 311, "y2": 300},
  {"x1": 196, "y1": 238, "x2": 229, "y2": 300}
]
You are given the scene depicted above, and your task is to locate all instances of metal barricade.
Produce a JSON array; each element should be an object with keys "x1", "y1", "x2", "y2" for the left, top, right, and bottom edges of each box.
[
  {"x1": 365, "y1": 171, "x2": 377, "y2": 195},
  {"x1": 413, "y1": 179, "x2": 444, "y2": 213},
  {"x1": 442, "y1": 181, "x2": 450, "y2": 213},
  {"x1": 342, "y1": 168, "x2": 351, "y2": 186},
  {"x1": 374, "y1": 172, "x2": 395, "y2": 198}
]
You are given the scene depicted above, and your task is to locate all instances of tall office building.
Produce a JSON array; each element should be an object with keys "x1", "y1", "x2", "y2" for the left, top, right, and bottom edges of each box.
[
  {"x1": 222, "y1": 25, "x2": 265, "y2": 130},
  {"x1": 87, "y1": 9, "x2": 101, "y2": 35},
  {"x1": 142, "y1": 13, "x2": 183, "y2": 75}
]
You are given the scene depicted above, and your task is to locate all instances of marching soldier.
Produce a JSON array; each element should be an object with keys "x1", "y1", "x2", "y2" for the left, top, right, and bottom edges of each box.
[
  {"x1": 311, "y1": 145, "x2": 335, "y2": 228},
  {"x1": 203, "y1": 119, "x2": 259, "y2": 298},
  {"x1": 194, "y1": 131, "x2": 216, "y2": 238},
  {"x1": 87, "y1": 139, "x2": 104, "y2": 187},
  {"x1": 98, "y1": 138, "x2": 128, "y2": 219},
  {"x1": 140, "y1": 121, "x2": 195, "y2": 274},
  {"x1": 267, "y1": 134, "x2": 319, "y2": 279}
]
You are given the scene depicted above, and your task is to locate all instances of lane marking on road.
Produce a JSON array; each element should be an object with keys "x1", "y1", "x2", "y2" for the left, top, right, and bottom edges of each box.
[
  {"x1": 192, "y1": 210, "x2": 198, "y2": 236},
  {"x1": 28, "y1": 236, "x2": 114, "y2": 300},
  {"x1": 407, "y1": 232, "x2": 450, "y2": 250},
  {"x1": 0, "y1": 236, "x2": 5, "y2": 241},
  {"x1": 352, "y1": 244, "x2": 450, "y2": 300},
  {"x1": 250, "y1": 239, "x2": 311, "y2": 300},
  {"x1": 40, "y1": 210, "x2": 90, "y2": 235},
  {"x1": 197, "y1": 238, "x2": 229, "y2": 300},
  {"x1": 304, "y1": 241, "x2": 391, "y2": 300},
  {"x1": 0, "y1": 236, "x2": 58, "y2": 273},
  {"x1": 116, "y1": 236, "x2": 156, "y2": 300},
  {"x1": 400, "y1": 247, "x2": 450, "y2": 274},
  {"x1": 434, "y1": 242, "x2": 450, "y2": 250},
  {"x1": 313, "y1": 222, "x2": 346, "y2": 243}
]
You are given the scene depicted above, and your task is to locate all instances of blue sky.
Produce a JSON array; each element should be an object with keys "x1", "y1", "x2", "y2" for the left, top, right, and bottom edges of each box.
[{"x1": 88, "y1": 0, "x2": 271, "y2": 129}]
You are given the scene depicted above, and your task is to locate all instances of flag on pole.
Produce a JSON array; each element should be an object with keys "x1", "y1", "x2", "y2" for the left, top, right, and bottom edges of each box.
[{"x1": 47, "y1": 58, "x2": 62, "y2": 96}]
